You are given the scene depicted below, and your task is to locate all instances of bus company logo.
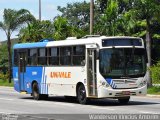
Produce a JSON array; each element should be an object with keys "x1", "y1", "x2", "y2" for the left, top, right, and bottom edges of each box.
[{"x1": 50, "y1": 72, "x2": 71, "y2": 78}]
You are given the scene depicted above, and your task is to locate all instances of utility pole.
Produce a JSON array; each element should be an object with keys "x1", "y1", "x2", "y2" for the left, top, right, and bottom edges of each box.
[
  {"x1": 39, "y1": 0, "x2": 41, "y2": 21},
  {"x1": 90, "y1": 0, "x2": 94, "y2": 35}
]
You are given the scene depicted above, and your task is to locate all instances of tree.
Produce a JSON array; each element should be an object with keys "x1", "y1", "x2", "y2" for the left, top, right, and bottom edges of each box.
[
  {"x1": 96, "y1": 0, "x2": 108, "y2": 13},
  {"x1": 57, "y1": 1, "x2": 90, "y2": 34},
  {"x1": 19, "y1": 20, "x2": 54, "y2": 42},
  {"x1": 95, "y1": 0, "x2": 119, "y2": 35},
  {"x1": 0, "y1": 9, "x2": 35, "y2": 83},
  {"x1": 131, "y1": 0, "x2": 160, "y2": 86},
  {"x1": 53, "y1": 16, "x2": 85, "y2": 40}
]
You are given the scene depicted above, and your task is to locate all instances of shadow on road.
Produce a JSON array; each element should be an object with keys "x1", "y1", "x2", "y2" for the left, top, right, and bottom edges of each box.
[{"x1": 20, "y1": 96, "x2": 159, "y2": 106}]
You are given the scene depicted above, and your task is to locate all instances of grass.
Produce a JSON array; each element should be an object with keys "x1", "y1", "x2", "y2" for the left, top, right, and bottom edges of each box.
[
  {"x1": 0, "y1": 79, "x2": 14, "y2": 87},
  {"x1": 147, "y1": 86, "x2": 160, "y2": 95}
]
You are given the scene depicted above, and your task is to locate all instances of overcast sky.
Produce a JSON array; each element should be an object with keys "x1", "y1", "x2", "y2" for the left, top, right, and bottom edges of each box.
[{"x1": 0, "y1": 0, "x2": 89, "y2": 41}]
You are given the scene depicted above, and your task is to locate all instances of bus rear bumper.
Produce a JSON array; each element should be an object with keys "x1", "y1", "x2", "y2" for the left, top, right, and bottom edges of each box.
[{"x1": 97, "y1": 85, "x2": 147, "y2": 98}]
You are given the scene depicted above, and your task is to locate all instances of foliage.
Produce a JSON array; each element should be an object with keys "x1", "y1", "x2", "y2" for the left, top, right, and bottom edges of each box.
[
  {"x1": 0, "y1": 75, "x2": 13, "y2": 87},
  {"x1": 19, "y1": 20, "x2": 54, "y2": 42},
  {"x1": 95, "y1": 0, "x2": 119, "y2": 35},
  {"x1": 0, "y1": 44, "x2": 8, "y2": 74},
  {"x1": 96, "y1": 0, "x2": 108, "y2": 13},
  {"x1": 147, "y1": 86, "x2": 160, "y2": 95},
  {"x1": 0, "y1": 72, "x2": 9, "y2": 82},
  {"x1": 150, "y1": 61, "x2": 160, "y2": 84},
  {"x1": 57, "y1": 1, "x2": 90, "y2": 34},
  {"x1": 53, "y1": 16, "x2": 85, "y2": 40}
]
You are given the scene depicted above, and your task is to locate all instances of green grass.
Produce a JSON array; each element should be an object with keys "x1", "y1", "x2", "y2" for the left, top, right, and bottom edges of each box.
[
  {"x1": 0, "y1": 79, "x2": 14, "y2": 87},
  {"x1": 147, "y1": 86, "x2": 160, "y2": 95}
]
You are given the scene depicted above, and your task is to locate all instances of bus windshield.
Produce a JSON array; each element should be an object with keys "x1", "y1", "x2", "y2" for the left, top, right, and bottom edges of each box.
[{"x1": 99, "y1": 48, "x2": 146, "y2": 79}]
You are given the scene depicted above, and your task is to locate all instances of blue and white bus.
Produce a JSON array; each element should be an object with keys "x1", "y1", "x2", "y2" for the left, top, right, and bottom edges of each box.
[{"x1": 13, "y1": 35, "x2": 147, "y2": 104}]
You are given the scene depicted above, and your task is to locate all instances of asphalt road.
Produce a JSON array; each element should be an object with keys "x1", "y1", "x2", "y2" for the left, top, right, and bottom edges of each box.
[{"x1": 0, "y1": 87, "x2": 160, "y2": 120}]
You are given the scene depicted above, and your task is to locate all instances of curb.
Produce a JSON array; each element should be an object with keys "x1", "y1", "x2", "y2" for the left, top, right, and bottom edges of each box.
[
  {"x1": 0, "y1": 86, "x2": 14, "y2": 89},
  {"x1": 146, "y1": 94, "x2": 160, "y2": 98}
]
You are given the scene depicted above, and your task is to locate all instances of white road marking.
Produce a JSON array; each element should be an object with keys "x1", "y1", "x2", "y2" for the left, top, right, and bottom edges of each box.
[
  {"x1": 139, "y1": 111, "x2": 157, "y2": 114},
  {"x1": 24, "y1": 100, "x2": 44, "y2": 104},
  {"x1": 53, "y1": 102, "x2": 75, "y2": 107},
  {"x1": 0, "y1": 91, "x2": 18, "y2": 94},
  {"x1": 91, "y1": 106, "x2": 115, "y2": 110},
  {"x1": 0, "y1": 97, "x2": 13, "y2": 101}
]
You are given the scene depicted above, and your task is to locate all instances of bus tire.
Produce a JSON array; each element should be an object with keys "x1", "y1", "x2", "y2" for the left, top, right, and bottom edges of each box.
[
  {"x1": 77, "y1": 84, "x2": 87, "y2": 104},
  {"x1": 118, "y1": 97, "x2": 130, "y2": 104},
  {"x1": 32, "y1": 82, "x2": 42, "y2": 100}
]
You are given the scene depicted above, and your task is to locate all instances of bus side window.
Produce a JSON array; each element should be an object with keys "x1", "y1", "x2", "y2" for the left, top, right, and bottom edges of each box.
[
  {"x1": 60, "y1": 47, "x2": 71, "y2": 65},
  {"x1": 38, "y1": 48, "x2": 47, "y2": 65},
  {"x1": 14, "y1": 49, "x2": 18, "y2": 66},
  {"x1": 73, "y1": 45, "x2": 85, "y2": 66},
  {"x1": 28, "y1": 49, "x2": 37, "y2": 66},
  {"x1": 49, "y1": 47, "x2": 59, "y2": 65}
]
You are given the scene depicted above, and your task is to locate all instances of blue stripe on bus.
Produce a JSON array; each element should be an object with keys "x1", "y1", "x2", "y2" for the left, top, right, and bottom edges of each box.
[
  {"x1": 13, "y1": 42, "x2": 48, "y2": 49},
  {"x1": 106, "y1": 78, "x2": 117, "y2": 89},
  {"x1": 40, "y1": 67, "x2": 48, "y2": 94}
]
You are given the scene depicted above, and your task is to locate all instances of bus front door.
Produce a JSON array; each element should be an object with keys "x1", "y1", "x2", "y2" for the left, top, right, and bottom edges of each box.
[
  {"x1": 18, "y1": 51, "x2": 26, "y2": 91},
  {"x1": 87, "y1": 49, "x2": 97, "y2": 97}
]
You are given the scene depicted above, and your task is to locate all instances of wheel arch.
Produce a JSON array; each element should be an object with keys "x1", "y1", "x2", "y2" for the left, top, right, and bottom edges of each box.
[
  {"x1": 31, "y1": 80, "x2": 38, "y2": 88},
  {"x1": 76, "y1": 82, "x2": 85, "y2": 96},
  {"x1": 31, "y1": 80, "x2": 41, "y2": 94}
]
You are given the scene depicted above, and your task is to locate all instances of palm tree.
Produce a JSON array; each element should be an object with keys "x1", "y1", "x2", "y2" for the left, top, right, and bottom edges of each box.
[
  {"x1": 19, "y1": 20, "x2": 54, "y2": 43},
  {"x1": 0, "y1": 9, "x2": 35, "y2": 83}
]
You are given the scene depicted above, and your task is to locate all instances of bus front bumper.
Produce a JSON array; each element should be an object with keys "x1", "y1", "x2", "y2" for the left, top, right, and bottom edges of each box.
[{"x1": 97, "y1": 85, "x2": 147, "y2": 98}]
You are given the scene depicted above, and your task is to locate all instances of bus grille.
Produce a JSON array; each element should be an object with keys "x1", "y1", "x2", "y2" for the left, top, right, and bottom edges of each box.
[
  {"x1": 113, "y1": 79, "x2": 137, "y2": 84},
  {"x1": 115, "y1": 92, "x2": 136, "y2": 96},
  {"x1": 112, "y1": 79, "x2": 138, "y2": 89}
]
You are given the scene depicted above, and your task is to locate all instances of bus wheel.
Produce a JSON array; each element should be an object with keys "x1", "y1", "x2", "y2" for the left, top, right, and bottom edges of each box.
[
  {"x1": 77, "y1": 84, "x2": 87, "y2": 104},
  {"x1": 118, "y1": 97, "x2": 130, "y2": 105},
  {"x1": 32, "y1": 82, "x2": 42, "y2": 100}
]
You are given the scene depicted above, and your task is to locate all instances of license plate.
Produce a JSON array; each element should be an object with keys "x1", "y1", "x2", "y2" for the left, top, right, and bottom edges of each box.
[{"x1": 122, "y1": 91, "x2": 130, "y2": 95}]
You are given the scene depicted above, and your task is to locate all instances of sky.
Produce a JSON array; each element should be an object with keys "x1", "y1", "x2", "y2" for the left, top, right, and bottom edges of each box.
[{"x1": 0, "y1": 0, "x2": 90, "y2": 41}]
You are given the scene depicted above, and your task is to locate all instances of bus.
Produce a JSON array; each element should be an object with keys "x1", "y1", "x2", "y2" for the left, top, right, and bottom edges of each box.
[{"x1": 12, "y1": 35, "x2": 147, "y2": 104}]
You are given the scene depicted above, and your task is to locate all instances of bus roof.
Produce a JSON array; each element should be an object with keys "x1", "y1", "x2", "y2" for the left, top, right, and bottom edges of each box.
[{"x1": 13, "y1": 36, "x2": 142, "y2": 49}]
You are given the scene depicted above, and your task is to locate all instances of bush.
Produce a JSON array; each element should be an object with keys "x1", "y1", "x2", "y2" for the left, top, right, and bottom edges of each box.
[
  {"x1": 0, "y1": 72, "x2": 9, "y2": 82},
  {"x1": 150, "y1": 61, "x2": 160, "y2": 84},
  {"x1": 147, "y1": 86, "x2": 160, "y2": 95}
]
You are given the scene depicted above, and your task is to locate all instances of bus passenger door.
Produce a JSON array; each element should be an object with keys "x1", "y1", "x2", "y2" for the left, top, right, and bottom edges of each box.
[
  {"x1": 87, "y1": 49, "x2": 97, "y2": 97},
  {"x1": 18, "y1": 51, "x2": 26, "y2": 91}
]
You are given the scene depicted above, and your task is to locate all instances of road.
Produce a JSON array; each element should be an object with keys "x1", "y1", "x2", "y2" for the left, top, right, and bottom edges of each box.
[{"x1": 0, "y1": 87, "x2": 160, "y2": 120}]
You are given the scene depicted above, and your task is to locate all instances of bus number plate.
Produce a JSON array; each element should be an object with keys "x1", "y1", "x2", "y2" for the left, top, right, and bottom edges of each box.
[{"x1": 122, "y1": 91, "x2": 130, "y2": 95}]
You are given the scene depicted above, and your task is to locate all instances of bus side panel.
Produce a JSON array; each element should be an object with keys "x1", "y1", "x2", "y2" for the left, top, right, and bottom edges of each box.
[
  {"x1": 45, "y1": 67, "x2": 87, "y2": 96},
  {"x1": 13, "y1": 67, "x2": 20, "y2": 92},
  {"x1": 23, "y1": 67, "x2": 43, "y2": 94}
]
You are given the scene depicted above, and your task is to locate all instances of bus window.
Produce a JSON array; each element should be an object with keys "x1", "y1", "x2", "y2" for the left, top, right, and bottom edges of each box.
[
  {"x1": 14, "y1": 49, "x2": 18, "y2": 66},
  {"x1": 28, "y1": 49, "x2": 37, "y2": 66},
  {"x1": 73, "y1": 46, "x2": 85, "y2": 66},
  {"x1": 49, "y1": 47, "x2": 59, "y2": 65},
  {"x1": 38, "y1": 48, "x2": 47, "y2": 65},
  {"x1": 60, "y1": 47, "x2": 71, "y2": 65}
]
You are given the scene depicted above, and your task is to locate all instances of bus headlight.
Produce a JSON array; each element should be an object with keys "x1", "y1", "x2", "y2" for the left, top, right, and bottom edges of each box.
[
  {"x1": 138, "y1": 80, "x2": 147, "y2": 88},
  {"x1": 100, "y1": 81, "x2": 110, "y2": 88}
]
